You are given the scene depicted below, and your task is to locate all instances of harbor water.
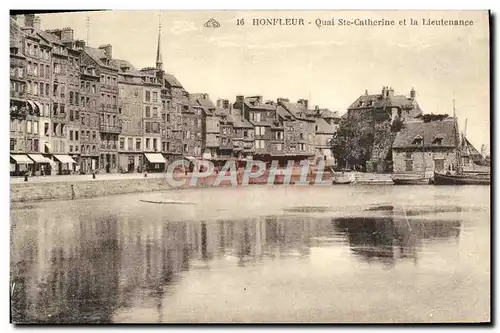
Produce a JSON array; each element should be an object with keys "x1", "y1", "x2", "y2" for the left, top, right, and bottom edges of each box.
[{"x1": 10, "y1": 185, "x2": 490, "y2": 323}]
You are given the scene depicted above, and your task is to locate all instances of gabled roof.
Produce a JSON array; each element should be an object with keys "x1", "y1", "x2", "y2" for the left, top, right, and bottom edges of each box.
[
  {"x1": 37, "y1": 30, "x2": 62, "y2": 45},
  {"x1": 276, "y1": 105, "x2": 294, "y2": 120},
  {"x1": 111, "y1": 59, "x2": 141, "y2": 75},
  {"x1": 244, "y1": 101, "x2": 276, "y2": 111},
  {"x1": 349, "y1": 93, "x2": 423, "y2": 115},
  {"x1": 392, "y1": 118, "x2": 457, "y2": 148}
]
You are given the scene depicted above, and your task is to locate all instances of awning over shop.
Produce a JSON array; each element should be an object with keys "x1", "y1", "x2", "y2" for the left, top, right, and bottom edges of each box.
[
  {"x1": 184, "y1": 156, "x2": 196, "y2": 162},
  {"x1": 10, "y1": 154, "x2": 33, "y2": 164},
  {"x1": 53, "y1": 155, "x2": 76, "y2": 164},
  {"x1": 144, "y1": 153, "x2": 166, "y2": 164},
  {"x1": 28, "y1": 154, "x2": 52, "y2": 164},
  {"x1": 33, "y1": 101, "x2": 42, "y2": 112},
  {"x1": 26, "y1": 100, "x2": 36, "y2": 111}
]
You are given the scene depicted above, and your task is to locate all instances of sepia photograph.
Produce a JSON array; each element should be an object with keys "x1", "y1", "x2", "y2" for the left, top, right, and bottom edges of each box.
[{"x1": 9, "y1": 9, "x2": 491, "y2": 324}]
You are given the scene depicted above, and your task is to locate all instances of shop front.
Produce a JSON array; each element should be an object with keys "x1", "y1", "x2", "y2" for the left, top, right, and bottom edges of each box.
[
  {"x1": 52, "y1": 155, "x2": 77, "y2": 175},
  {"x1": 144, "y1": 153, "x2": 167, "y2": 172},
  {"x1": 10, "y1": 154, "x2": 33, "y2": 176},
  {"x1": 27, "y1": 154, "x2": 54, "y2": 176}
]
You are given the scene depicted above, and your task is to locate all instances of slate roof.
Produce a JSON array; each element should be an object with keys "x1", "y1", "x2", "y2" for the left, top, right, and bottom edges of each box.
[
  {"x1": 164, "y1": 73, "x2": 183, "y2": 88},
  {"x1": 243, "y1": 101, "x2": 276, "y2": 111},
  {"x1": 349, "y1": 93, "x2": 422, "y2": 114},
  {"x1": 84, "y1": 46, "x2": 117, "y2": 69},
  {"x1": 111, "y1": 59, "x2": 141, "y2": 75},
  {"x1": 392, "y1": 118, "x2": 458, "y2": 148},
  {"x1": 276, "y1": 105, "x2": 294, "y2": 119}
]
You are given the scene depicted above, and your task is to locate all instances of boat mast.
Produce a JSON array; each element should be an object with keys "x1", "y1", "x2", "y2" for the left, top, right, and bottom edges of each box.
[{"x1": 453, "y1": 99, "x2": 462, "y2": 174}]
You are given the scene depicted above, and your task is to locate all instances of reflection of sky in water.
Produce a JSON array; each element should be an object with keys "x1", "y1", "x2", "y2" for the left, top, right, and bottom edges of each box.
[{"x1": 10, "y1": 186, "x2": 490, "y2": 323}]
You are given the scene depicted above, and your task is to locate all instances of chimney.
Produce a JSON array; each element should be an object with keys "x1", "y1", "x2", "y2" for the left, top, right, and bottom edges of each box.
[
  {"x1": 277, "y1": 97, "x2": 289, "y2": 104},
  {"x1": 98, "y1": 44, "x2": 112, "y2": 58},
  {"x1": 61, "y1": 27, "x2": 74, "y2": 42},
  {"x1": 297, "y1": 99, "x2": 309, "y2": 110},
  {"x1": 381, "y1": 86, "x2": 387, "y2": 97},
  {"x1": 388, "y1": 87, "x2": 394, "y2": 98},
  {"x1": 216, "y1": 99, "x2": 223, "y2": 108},
  {"x1": 223, "y1": 99, "x2": 229, "y2": 110},
  {"x1": 364, "y1": 89, "x2": 369, "y2": 96},
  {"x1": 75, "y1": 40, "x2": 86, "y2": 50},
  {"x1": 410, "y1": 87, "x2": 416, "y2": 99},
  {"x1": 33, "y1": 16, "x2": 41, "y2": 30}
]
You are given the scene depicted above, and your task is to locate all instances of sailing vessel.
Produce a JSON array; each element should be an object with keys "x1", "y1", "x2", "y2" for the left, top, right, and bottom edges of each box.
[{"x1": 434, "y1": 101, "x2": 490, "y2": 185}]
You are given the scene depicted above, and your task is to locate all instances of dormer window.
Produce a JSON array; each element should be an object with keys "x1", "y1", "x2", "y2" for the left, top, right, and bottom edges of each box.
[
  {"x1": 432, "y1": 134, "x2": 444, "y2": 145},
  {"x1": 412, "y1": 135, "x2": 423, "y2": 145}
]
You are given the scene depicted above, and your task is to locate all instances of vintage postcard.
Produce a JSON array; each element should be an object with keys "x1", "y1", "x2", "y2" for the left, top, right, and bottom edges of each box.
[{"x1": 9, "y1": 10, "x2": 490, "y2": 324}]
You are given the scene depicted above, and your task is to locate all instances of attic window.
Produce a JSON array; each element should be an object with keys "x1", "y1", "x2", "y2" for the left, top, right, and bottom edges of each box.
[
  {"x1": 358, "y1": 101, "x2": 363, "y2": 107},
  {"x1": 367, "y1": 100, "x2": 373, "y2": 106},
  {"x1": 432, "y1": 138, "x2": 443, "y2": 145}
]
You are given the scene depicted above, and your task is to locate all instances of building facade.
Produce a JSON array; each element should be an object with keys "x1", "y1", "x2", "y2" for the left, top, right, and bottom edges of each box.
[{"x1": 392, "y1": 117, "x2": 458, "y2": 175}]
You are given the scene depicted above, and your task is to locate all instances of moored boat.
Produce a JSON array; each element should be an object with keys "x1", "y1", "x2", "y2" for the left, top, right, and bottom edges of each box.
[
  {"x1": 391, "y1": 176, "x2": 431, "y2": 185},
  {"x1": 331, "y1": 171, "x2": 353, "y2": 185},
  {"x1": 433, "y1": 172, "x2": 490, "y2": 185}
]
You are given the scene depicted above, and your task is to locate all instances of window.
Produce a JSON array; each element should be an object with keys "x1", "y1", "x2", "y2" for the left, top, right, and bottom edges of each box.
[
  {"x1": 255, "y1": 139, "x2": 266, "y2": 149},
  {"x1": 145, "y1": 106, "x2": 151, "y2": 118},
  {"x1": 128, "y1": 138, "x2": 133, "y2": 150},
  {"x1": 69, "y1": 130, "x2": 73, "y2": 141},
  {"x1": 405, "y1": 160, "x2": 413, "y2": 172},
  {"x1": 40, "y1": 64, "x2": 44, "y2": 77},
  {"x1": 86, "y1": 82, "x2": 90, "y2": 92},
  {"x1": 432, "y1": 138, "x2": 443, "y2": 145},
  {"x1": 45, "y1": 83, "x2": 49, "y2": 96},
  {"x1": 136, "y1": 139, "x2": 141, "y2": 150},
  {"x1": 100, "y1": 75, "x2": 105, "y2": 83},
  {"x1": 39, "y1": 82, "x2": 44, "y2": 96},
  {"x1": 299, "y1": 143, "x2": 306, "y2": 151},
  {"x1": 10, "y1": 120, "x2": 15, "y2": 132},
  {"x1": 405, "y1": 152, "x2": 412, "y2": 159},
  {"x1": 152, "y1": 122, "x2": 160, "y2": 133},
  {"x1": 434, "y1": 159, "x2": 444, "y2": 171},
  {"x1": 44, "y1": 123, "x2": 49, "y2": 136},
  {"x1": 166, "y1": 114, "x2": 171, "y2": 122},
  {"x1": 33, "y1": 121, "x2": 39, "y2": 135},
  {"x1": 276, "y1": 143, "x2": 283, "y2": 151},
  {"x1": 10, "y1": 138, "x2": 15, "y2": 151},
  {"x1": 120, "y1": 138, "x2": 125, "y2": 149},
  {"x1": 75, "y1": 131, "x2": 79, "y2": 141},
  {"x1": 145, "y1": 122, "x2": 151, "y2": 133},
  {"x1": 153, "y1": 107, "x2": 158, "y2": 118},
  {"x1": 256, "y1": 126, "x2": 266, "y2": 136},
  {"x1": 145, "y1": 90, "x2": 151, "y2": 102},
  {"x1": 275, "y1": 131, "x2": 283, "y2": 140},
  {"x1": 27, "y1": 120, "x2": 32, "y2": 134},
  {"x1": 152, "y1": 91, "x2": 158, "y2": 102},
  {"x1": 146, "y1": 138, "x2": 151, "y2": 149},
  {"x1": 91, "y1": 84, "x2": 96, "y2": 93}
]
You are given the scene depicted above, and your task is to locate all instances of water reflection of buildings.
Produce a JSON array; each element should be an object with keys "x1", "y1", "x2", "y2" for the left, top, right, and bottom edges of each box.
[
  {"x1": 333, "y1": 209, "x2": 461, "y2": 264},
  {"x1": 11, "y1": 205, "x2": 462, "y2": 323}
]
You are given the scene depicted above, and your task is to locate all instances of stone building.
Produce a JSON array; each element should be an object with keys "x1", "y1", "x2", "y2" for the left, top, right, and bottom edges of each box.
[
  {"x1": 215, "y1": 100, "x2": 234, "y2": 160},
  {"x1": 392, "y1": 117, "x2": 458, "y2": 175},
  {"x1": 114, "y1": 59, "x2": 145, "y2": 173},
  {"x1": 346, "y1": 86, "x2": 424, "y2": 172},
  {"x1": 82, "y1": 44, "x2": 120, "y2": 173},
  {"x1": 190, "y1": 94, "x2": 217, "y2": 159}
]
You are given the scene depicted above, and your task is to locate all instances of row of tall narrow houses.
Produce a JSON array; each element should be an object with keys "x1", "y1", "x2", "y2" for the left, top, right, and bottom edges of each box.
[{"x1": 10, "y1": 14, "x2": 341, "y2": 175}]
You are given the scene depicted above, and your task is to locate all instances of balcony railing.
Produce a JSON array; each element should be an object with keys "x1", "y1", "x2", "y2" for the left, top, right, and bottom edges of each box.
[
  {"x1": 10, "y1": 91, "x2": 25, "y2": 98},
  {"x1": 99, "y1": 124, "x2": 122, "y2": 134}
]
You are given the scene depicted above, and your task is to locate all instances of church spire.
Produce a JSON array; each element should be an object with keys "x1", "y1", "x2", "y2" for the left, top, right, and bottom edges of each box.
[{"x1": 156, "y1": 13, "x2": 163, "y2": 70}]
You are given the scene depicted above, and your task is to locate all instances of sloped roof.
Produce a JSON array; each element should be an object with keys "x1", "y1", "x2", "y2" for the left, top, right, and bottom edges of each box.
[
  {"x1": 111, "y1": 59, "x2": 141, "y2": 76},
  {"x1": 244, "y1": 101, "x2": 276, "y2": 111},
  {"x1": 393, "y1": 118, "x2": 457, "y2": 148},
  {"x1": 315, "y1": 117, "x2": 334, "y2": 134},
  {"x1": 462, "y1": 136, "x2": 482, "y2": 157},
  {"x1": 276, "y1": 105, "x2": 294, "y2": 119},
  {"x1": 85, "y1": 46, "x2": 117, "y2": 68},
  {"x1": 38, "y1": 30, "x2": 63, "y2": 45},
  {"x1": 349, "y1": 93, "x2": 422, "y2": 114}
]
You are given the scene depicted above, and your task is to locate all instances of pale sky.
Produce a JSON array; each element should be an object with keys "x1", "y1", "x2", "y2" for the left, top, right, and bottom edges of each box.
[{"x1": 38, "y1": 10, "x2": 490, "y2": 150}]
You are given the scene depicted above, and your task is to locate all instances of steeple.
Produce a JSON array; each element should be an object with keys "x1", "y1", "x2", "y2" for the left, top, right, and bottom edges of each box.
[{"x1": 156, "y1": 13, "x2": 163, "y2": 70}]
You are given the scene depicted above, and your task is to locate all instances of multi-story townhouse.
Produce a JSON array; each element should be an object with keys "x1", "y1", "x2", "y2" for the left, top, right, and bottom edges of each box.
[
  {"x1": 215, "y1": 102, "x2": 234, "y2": 160},
  {"x1": 231, "y1": 109, "x2": 254, "y2": 160},
  {"x1": 311, "y1": 107, "x2": 340, "y2": 166},
  {"x1": 139, "y1": 68, "x2": 165, "y2": 172},
  {"x1": 114, "y1": 59, "x2": 144, "y2": 173},
  {"x1": 234, "y1": 95, "x2": 275, "y2": 162},
  {"x1": 9, "y1": 17, "x2": 32, "y2": 175},
  {"x1": 82, "y1": 44, "x2": 120, "y2": 173},
  {"x1": 79, "y1": 48, "x2": 101, "y2": 173}
]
